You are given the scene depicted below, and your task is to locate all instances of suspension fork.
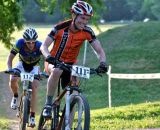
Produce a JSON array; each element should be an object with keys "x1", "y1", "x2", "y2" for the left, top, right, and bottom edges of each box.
[
  {"x1": 65, "y1": 87, "x2": 71, "y2": 130},
  {"x1": 27, "y1": 81, "x2": 32, "y2": 101},
  {"x1": 65, "y1": 86, "x2": 80, "y2": 130}
]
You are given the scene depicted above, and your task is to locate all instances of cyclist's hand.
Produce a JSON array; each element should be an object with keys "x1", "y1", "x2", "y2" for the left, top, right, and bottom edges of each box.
[
  {"x1": 7, "y1": 68, "x2": 20, "y2": 75},
  {"x1": 96, "y1": 62, "x2": 108, "y2": 73},
  {"x1": 46, "y1": 55, "x2": 56, "y2": 65}
]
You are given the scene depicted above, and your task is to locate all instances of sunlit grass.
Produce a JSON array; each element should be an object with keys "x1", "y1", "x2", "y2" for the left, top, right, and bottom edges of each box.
[
  {"x1": 0, "y1": 44, "x2": 18, "y2": 71},
  {"x1": 90, "y1": 102, "x2": 160, "y2": 129},
  {"x1": 0, "y1": 118, "x2": 10, "y2": 129}
]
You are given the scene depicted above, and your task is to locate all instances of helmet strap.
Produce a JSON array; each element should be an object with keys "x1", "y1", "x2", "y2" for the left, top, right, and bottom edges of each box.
[{"x1": 73, "y1": 15, "x2": 80, "y2": 30}]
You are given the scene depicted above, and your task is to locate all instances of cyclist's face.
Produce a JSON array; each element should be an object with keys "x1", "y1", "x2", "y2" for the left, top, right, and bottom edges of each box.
[
  {"x1": 25, "y1": 41, "x2": 35, "y2": 51},
  {"x1": 75, "y1": 15, "x2": 91, "y2": 30}
]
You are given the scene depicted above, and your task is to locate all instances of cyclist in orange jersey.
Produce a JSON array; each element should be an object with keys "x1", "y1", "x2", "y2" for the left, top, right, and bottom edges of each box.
[{"x1": 40, "y1": 0, "x2": 108, "y2": 118}]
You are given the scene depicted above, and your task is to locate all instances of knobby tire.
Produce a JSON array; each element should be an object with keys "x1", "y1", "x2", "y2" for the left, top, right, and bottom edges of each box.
[
  {"x1": 62, "y1": 94, "x2": 90, "y2": 130},
  {"x1": 19, "y1": 96, "x2": 29, "y2": 130}
]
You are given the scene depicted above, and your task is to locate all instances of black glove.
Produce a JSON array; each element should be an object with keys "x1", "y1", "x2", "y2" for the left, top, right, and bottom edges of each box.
[
  {"x1": 7, "y1": 68, "x2": 20, "y2": 75},
  {"x1": 96, "y1": 62, "x2": 108, "y2": 73},
  {"x1": 46, "y1": 55, "x2": 56, "y2": 65}
]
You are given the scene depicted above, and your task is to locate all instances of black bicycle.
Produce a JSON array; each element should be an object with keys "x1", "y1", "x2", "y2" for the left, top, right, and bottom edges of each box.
[
  {"x1": 4, "y1": 69, "x2": 48, "y2": 130},
  {"x1": 38, "y1": 61, "x2": 102, "y2": 130}
]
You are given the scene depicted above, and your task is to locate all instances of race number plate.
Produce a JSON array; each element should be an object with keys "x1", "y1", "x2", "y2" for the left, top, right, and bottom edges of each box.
[
  {"x1": 20, "y1": 73, "x2": 34, "y2": 82},
  {"x1": 72, "y1": 65, "x2": 90, "y2": 79}
]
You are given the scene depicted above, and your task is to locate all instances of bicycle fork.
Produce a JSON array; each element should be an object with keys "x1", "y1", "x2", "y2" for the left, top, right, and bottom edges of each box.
[
  {"x1": 65, "y1": 87, "x2": 71, "y2": 130},
  {"x1": 65, "y1": 88, "x2": 79, "y2": 130}
]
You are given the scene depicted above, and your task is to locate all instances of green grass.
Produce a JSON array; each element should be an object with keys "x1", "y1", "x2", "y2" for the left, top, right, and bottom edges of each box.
[
  {"x1": 1, "y1": 22, "x2": 160, "y2": 129},
  {"x1": 0, "y1": 118, "x2": 11, "y2": 130},
  {"x1": 90, "y1": 102, "x2": 160, "y2": 130}
]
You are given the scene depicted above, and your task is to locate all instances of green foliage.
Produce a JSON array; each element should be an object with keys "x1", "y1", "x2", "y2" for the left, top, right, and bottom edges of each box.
[
  {"x1": 139, "y1": 0, "x2": 156, "y2": 20},
  {"x1": 0, "y1": 0, "x2": 105, "y2": 49},
  {"x1": 126, "y1": 0, "x2": 160, "y2": 20},
  {"x1": 151, "y1": 0, "x2": 160, "y2": 20},
  {"x1": 0, "y1": 0, "x2": 23, "y2": 49},
  {"x1": 35, "y1": 0, "x2": 105, "y2": 25}
]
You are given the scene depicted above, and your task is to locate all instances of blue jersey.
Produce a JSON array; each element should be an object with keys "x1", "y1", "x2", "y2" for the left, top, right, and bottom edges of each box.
[{"x1": 11, "y1": 39, "x2": 42, "y2": 66}]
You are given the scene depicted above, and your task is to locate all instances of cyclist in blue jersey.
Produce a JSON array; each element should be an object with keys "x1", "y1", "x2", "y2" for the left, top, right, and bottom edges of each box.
[{"x1": 7, "y1": 28, "x2": 42, "y2": 127}]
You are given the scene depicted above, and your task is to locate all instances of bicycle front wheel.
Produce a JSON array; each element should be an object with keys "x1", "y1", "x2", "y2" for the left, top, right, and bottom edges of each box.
[
  {"x1": 62, "y1": 94, "x2": 90, "y2": 130},
  {"x1": 19, "y1": 96, "x2": 30, "y2": 130}
]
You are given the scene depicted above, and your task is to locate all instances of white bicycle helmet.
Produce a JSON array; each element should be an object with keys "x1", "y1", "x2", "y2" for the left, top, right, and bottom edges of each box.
[
  {"x1": 71, "y1": 0, "x2": 93, "y2": 16},
  {"x1": 23, "y1": 28, "x2": 38, "y2": 41}
]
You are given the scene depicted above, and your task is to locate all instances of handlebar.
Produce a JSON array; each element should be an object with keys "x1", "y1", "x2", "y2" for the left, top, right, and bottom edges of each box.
[
  {"x1": 54, "y1": 60, "x2": 102, "y2": 76},
  {"x1": 4, "y1": 69, "x2": 49, "y2": 80}
]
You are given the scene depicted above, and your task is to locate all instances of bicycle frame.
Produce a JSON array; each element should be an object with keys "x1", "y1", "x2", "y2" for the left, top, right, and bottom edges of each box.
[
  {"x1": 38, "y1": 62, "x2": 100, "y2": 130},
  {"x1": 48, "y1": 83, "x2": 82, "y2": 130},
  {"x1": 4, "y1": 70, "x2": 49, "y2": 130},
  {"x1": 17, "y1": 80, "x2": 32, "y2": 120}
]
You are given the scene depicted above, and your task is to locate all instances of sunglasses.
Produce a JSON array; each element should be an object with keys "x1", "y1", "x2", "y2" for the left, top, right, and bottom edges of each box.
[{"x1": 26, "y1": 41, "x2": 35, "y2": 44}]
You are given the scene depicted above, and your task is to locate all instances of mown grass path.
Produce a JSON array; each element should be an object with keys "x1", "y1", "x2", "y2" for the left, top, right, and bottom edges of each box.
[{"x1": 0, "y1": 72, "x2": 19, "y2": 130}]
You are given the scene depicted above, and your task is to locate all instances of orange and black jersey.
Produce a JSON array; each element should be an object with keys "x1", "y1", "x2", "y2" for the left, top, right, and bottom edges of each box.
[{"x1": 48, "y1": 19, "x2": 96, "y2": 63}]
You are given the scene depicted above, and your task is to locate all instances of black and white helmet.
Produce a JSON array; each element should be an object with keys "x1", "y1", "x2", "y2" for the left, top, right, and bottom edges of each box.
[
  {"x1": 71, "y1": 0, "x2": 93, "y2": 16},
  {"x1": 23, "y1": 28, "x2": 38, "y2": 41}
]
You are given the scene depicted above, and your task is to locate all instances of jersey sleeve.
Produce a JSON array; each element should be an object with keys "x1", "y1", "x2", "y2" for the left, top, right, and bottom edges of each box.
[
  {"x1": 35, "y1": 41, "x2": 42, "y2": 55},
  {"x1": 84, "y1": 26, "x2": 96, "y2": 43},
  {"x1": 10, "y1": 39, "x2": 22, "y2": 55},
  {"x1": 48, "y1": 20, "x2": 72, "y2": 41},
  {"x1": 48, "y1": 27, "x2": 57, "y2": 40}
]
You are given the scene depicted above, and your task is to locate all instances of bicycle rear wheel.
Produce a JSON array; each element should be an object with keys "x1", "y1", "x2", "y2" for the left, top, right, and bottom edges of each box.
[
  {"x1": 19, "y1": 96, "x2": 30, "y2": 130},
  {"x1": 62, "y1": 94, "x2": 90, "y2": 130}
]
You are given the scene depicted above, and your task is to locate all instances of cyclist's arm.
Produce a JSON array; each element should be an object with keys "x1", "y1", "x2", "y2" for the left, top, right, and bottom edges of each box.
[
  {"x1": 40, "y1": 36, "x2": 53, "y2": 58},
  {"x1": 90, "y1": 39, "x2": 106, "y2": 63},
  {"x1": 7, "y1": 53, "x2": 16, "y2": 69}
]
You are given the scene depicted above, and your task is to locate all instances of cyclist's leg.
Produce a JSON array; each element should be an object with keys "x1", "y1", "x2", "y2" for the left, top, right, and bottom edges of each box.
[
  {"x1": 29, "y1": 65, "x2": 40, "y2": 126},
  {"x1": 10, "y1": 75, "x2": 19, "y2": 109},
  {"x1": 30, "y1": 80, "x2": 39, "y2": 114},
  {"x1": 9, "y1": 75, "x2": 19, "y2": 97},
  {"x1": 43, "y1": 63, "x2": 63, "y2": 117},
  {"x1": 30, "y1": 65, "x2": 40, "y2": 113},
  {"x1": 47, "y1": 64, "x2": 63, "y2": 96},
  {"x1": 10, "y1": 61, "x2": 23, "y2": 109},
  {"x1": 10, "y1": 61, "x2": 24, "y2": 96},
  {"x1": 60, "y1": 69, "x2": 71, "y2": 89},
  {"x1": 28, "y1": 79, "x2": 38, "y2": 126}
]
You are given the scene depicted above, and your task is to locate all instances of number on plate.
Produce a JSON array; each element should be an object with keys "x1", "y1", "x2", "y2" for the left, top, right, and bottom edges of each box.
[
  {"x1": 72, "y1": 65, "x2": 90, "y2": 79},
  {"x1": 20, "y1": 73, "x2": 34, "y2": 82}
]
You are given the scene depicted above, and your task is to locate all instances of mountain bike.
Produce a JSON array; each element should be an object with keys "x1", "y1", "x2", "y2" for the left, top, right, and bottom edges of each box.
[
  {"x1": 38, "y1": 61, "x2": 102, "y2": 130},
  {"x1": 4, "y1": 69, "x2": 48, "y2": 130}
]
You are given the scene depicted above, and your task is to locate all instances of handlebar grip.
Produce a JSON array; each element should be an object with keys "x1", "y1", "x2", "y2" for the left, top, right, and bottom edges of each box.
[{"x1": 4, "y1": 70, "x2": 9, "y2": 73}]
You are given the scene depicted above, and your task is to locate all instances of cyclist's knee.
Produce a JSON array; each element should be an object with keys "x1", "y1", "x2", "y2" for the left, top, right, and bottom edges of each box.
[
  {"x1": 32, "y1": 80, "x2": 39, "y2": 89},
  {"x1": 9, "y1": 77, "x2": 19, "y2": 86},
  {"x1": 50, "y1": 68, "x2": 63, "y2": 77}
]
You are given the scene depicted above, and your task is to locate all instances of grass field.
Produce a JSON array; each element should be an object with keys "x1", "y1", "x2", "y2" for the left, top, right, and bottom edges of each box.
[{"x1": 1, "y1": 22, "x2": 160, "y2": 129}]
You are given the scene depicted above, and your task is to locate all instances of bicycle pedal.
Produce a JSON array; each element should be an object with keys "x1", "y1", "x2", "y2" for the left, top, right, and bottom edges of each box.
[
  {"x1": 44, "y1": 116, "x2": 52, "y2": 120},
  {"x1": 28, "y1": 124, "x2": 36, "y2": 128}
]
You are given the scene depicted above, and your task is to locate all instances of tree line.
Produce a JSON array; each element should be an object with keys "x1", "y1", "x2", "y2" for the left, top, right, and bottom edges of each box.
[
  {"x1": 1, "y1": 0, "x2": 160, "y2": 48},
  {"x1": 24, "y1": 0, "x2": 160, "y2": 23}
]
